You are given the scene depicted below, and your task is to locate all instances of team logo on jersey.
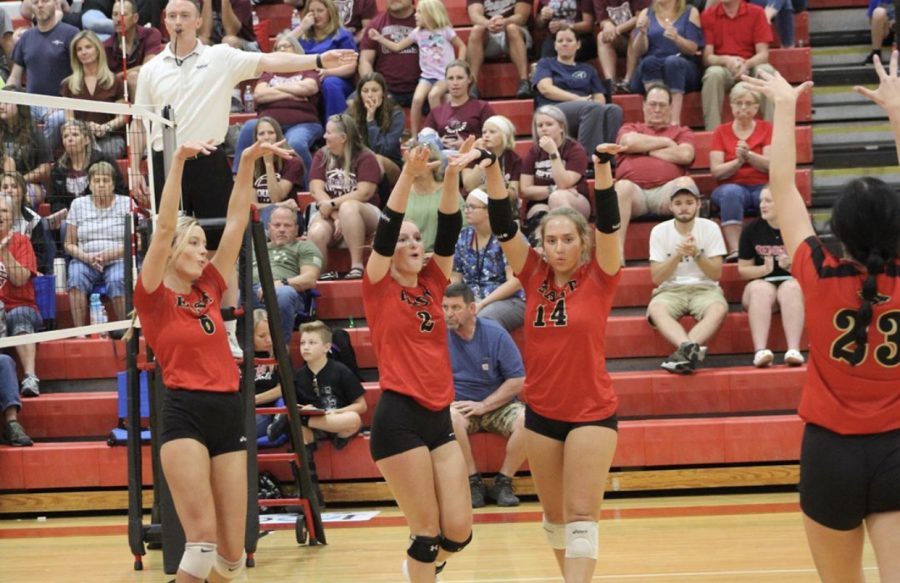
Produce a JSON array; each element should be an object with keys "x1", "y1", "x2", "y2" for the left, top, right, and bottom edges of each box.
[
  {"x1": 175, "y1": 290, "x2": 214, "y2": 314},
  {"x1": 399, "y1": 287, "x2": 434, "y2": 307},
  {"x1": 536, "y1": 278, "x2": 577, "y2": 302}
]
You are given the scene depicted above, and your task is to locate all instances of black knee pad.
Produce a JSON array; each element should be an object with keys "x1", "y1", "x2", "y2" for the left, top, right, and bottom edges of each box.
[
  {"x1": 407, "y1": 535, "x2": 441, "y2": 563},
  {"x1": 440, "y1": 532, "x2": 472, "y2": 554}
]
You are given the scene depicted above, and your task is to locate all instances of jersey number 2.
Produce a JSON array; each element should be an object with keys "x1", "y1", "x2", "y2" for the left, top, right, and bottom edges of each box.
[
  {"x1": 416, "y1": 311, "x2": 435, "y2": 333},
  {"x1": 831, "y1": 309, "x2": 900, "y2": 367},
  {"x1": 534, "y1": 299, "x2": 568, "y2": 327}
]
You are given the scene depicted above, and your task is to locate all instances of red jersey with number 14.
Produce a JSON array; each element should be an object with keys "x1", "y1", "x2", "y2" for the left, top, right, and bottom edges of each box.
[
  {"x1": 517, "y1": 248, "x2": 621, "y2": 422},
  {"x1": 792, "y1": 237, "x2": 900, "y2": 435},
  {"x1": 362, "y1": 260, "x2": 454, "y2": 411},
  {"x1": 134, "y1": 264, "x2": 240, "y2": 392}
]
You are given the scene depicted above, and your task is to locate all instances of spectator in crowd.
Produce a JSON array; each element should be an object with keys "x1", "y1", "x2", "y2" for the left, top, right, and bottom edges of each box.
[
  {"x1": 0, "y1": 354, "x2": 33, "y2": 445},
  {"x1": 700, "y1": 0, "x2": 774, "y2": 130},
  {"x1": 368, "y1": 0, "x2": 466, "y2": 135},
  {"x1": 0, "y1": 172, "x2": 54, "y2": 275},
  {"x1": 748, "y1": 0, "x2": 794, "y2": 48},
  {"x1": 614, "y1": 84, "x2": 696, "y2": 258},
  {"x1": 403, "y1": 138, "x2": 467, "y2": 253},
  {"x1": 0, "y1": 195, "x2": 43, "y2": 398},
  {"x1": 335, "y1": 0, "x2": 378, "y2": 44},
  {"x1": 63, "y1": 161, "x2": 131, "y2": 327},
  {"x1": 252, "y1": 309, "x2": 284, "y2": 438},
  {"x1": 307, "y1": 114, "x2": 382, "y2": 281},
  {"x1": 647, "y1": 177, "x2": 728, "y2": 374},
  {"x1": 0, "y1": 10, "x2": 15, "y2": 81},
  {"x1": 423, "y1": 60, "x2": 496, "y2": 152},
  {"x1": 102, "y1": 0, "x2": 163, "y2": 97},
  {"x1": 864, "y1": 0, "x2": 893, "y2": 64},
  {"x1": 8, "y1": 0, "x2": 79, "y2": 147},
  {"x1": 61, "y1": 31, "x2": 129, "y2": 160},
  {"x1": 461, "y1": 115, "x2": 521, "y2": 214},
  {"x1": 233, "y1": 34, "x2": 322, "y2": 184},
  {"x1": 49, "y1": 120, "x2": 125, "y2": 220},
  {"x1": 252, "y1": 206, "x2": 324, "y2": 343},
  {"x1": 246, "y1": 117, "x2": 305, "y2": 225},
  {"x1": 466, "y1": 0, "x2": 533, "y2": 99},
  {"x1": 442, "y1": 282, "x2": 526, "y2": 508},
  {"x1": 347, "y1": 72, "x2": 405, "y2": 186},
  {"x1": 200, "y1": 0, "x2": 259, "y2": 51},
  {"x1": 533, "y1": 26, "x2": 624, "y2": 156},
  {"x1": 78, "y1": 0, "x2": 164, "y2": 31},
  {"x1": 293, "y1": 0, "x2": 357, "y2": 118},
  {"x1": 358, "y1": 0, "x2": 420, "y2": 107},
  {"x1": 535, "y1": 0, "x2": 596, "y2": 61},
  {"x1": 452, "y1": 189, "x2": 525, "y2": 331},
  {"x1": 709, "y1": 82, "x2": 771, "y2": 260},
  {"x1": 630, "y1": 0, "x2": 703, "y2": 125},
  {"x1": 520, "y1": 105, "x2": 591, "y2": 235},
  {"x1": 737, "y1": 187, "x2": 805, "y2": 367},
  {"x1": 595, "y1": 0, "x2": 649, "y2": 93},
  {"x1": 0, "y1": 88, "x2": 51, "y2": 190}
]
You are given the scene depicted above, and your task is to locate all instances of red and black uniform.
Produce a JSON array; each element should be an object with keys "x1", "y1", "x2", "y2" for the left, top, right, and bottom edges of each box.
[
  {"x1": 134, "y1": 264, "x2": 245, "y2": 455},
  {"x1": 516, "y1": 247, "x2": 621, "y2": 438},
  {"x1": 792, "y1": 236, "x2": 900, "y2": 530}
]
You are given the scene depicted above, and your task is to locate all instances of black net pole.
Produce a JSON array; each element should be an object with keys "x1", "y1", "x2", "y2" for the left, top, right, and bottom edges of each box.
[{"x1": 241, "y1": 222, "x2": 260, "y2": 563}]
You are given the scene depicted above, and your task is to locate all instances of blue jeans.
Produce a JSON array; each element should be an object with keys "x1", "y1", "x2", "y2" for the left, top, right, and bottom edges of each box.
[
  {"x1": 750, "y1": 0, "x2": 795, "y2": 46},
  {"x1": 0, "y1": 354, "x2": 20, "y2": 413},
  {"x1": 631, "y1": 54, "x2": 701, "y2": 94},
  {"x1": 252, "y1": 283, "x2": 308, "y2": 342},
  {"x1": 81, "y1": 9, "x2": 114, "y2": 40},
  {"x1": 320, "y1": 76, "x2": 354, "y2": 120},
  {"x1": 711, "y1": 183, "x2": 766, "y2": 226},
  {"x1": 232, "y1": 119, "x2": 324, "y2": 188},
  {"x1": 31, "y1": 106, "x2": 65, "y2": 151}
]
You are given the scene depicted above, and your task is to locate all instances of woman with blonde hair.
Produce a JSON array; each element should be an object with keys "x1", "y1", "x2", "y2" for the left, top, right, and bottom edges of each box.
[{"x1": 462, "y1": 115, "x2": 522, "y2": 212}]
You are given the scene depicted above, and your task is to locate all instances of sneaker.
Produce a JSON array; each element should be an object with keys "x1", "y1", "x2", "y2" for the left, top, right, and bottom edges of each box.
[
  {"x1": 266, "y1": 413, "x2": 289, "y2": 441},
  {"x1": 486, "y1": 473, "x2": 520, "y2": 507},
  {"x1": 3, "y1": 420, "x2": 33, "y2": 446},
  {"x1": 614, "y1": 80, "x2": 632, "y2": 94},
  {"x1": 319, "y1": 271, "x2": 339, "y2": 281},
  {"x1": 515, "y1": 79, "x2": 533, "y2": 99},
  {"x1": 753, "y1": 349, "x2": 774, "y2": 368},
  {"x1": 20, "y1": 375, "x2": 40, "y2": 398},
  {"x1": 784, "y1": 349, "x2": 805, "y2": 366},
  {"x1": 227, "y1": 330, "x2": 243, "y2": 359},
  {"x1": 661, "y1": 342, "x2": 704, "y2": 374},
  {"x1": 469, "y1": 474, "x2": 487, "y2": 508}
]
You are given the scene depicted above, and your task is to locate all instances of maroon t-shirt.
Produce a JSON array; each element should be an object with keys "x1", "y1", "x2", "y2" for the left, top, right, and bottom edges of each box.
[
  {"x1": 257, "y1": 71, "x2": 321, "y2": 126},
  {"x1": 60, "y1": 76, "x2": 126, "y2": 126},
  {"x1": 310, "y1": 147, "x2": 382, "y2": 204},
  {"x1": 500, "y1": 149, "x2": 522, "y2": 184},
  {"x1": 213, "y1": 0, "x2": 256, "y2": 42},
  {"x1": 360, "y1": 11, "x2": 420, "y2": 94},
  {"x1": 103, "y1": 26, "x2": 163, "y2": 73},
  {"x1": 335, "y1": 0, "x2": 378, "y2": 33},
  {"x1": 424, "y1": 99, "x2": 496, "y2": 140},
  {"x1": 522, "y1": 138, "x2": 588, "y2": 196},
  {"x1": 592, "y1": 0, "x2": 649, "y2": 26},
  {"x1": 614, "y1": 122, "x2": 695, "y2": 188},
  {"x1": 467, "y1": 0, "x2": 527, "y2": 19},
  {"x1": 254, "y1": 156, "x2": 304, "y2": 204}
]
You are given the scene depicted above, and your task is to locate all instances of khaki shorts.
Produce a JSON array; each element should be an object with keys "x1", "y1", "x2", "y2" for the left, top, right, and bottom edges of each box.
[
  {"x1": 633, "y1": 176, "x2": 685, "y2": 216},
  {"x1": 484, "y1": 26, "x2": 533, "y2": 58},
  {"x1": 647, "y1": 284, "x2": 728, "y2": 323},
  {"x1": 464, "y1": 401, "x2": 524, "y2": 438}
]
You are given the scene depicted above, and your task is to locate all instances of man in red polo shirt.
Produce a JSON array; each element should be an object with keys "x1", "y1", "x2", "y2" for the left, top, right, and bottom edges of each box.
[{"x1": 700, "y1": 0, "x2": 774, "y2": 130}]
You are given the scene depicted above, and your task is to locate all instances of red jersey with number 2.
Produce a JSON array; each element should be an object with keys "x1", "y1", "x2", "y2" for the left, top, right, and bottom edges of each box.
[
  {"x1": 792, "y1": 236, "x2": 900, "y2": 435},
  {"x1": 134, "y1": 264, "x2": 240, "y2": 392},
  {"x1": 517, "y1": 247, "x2": 621, "y2": 422},
  {"x1": 362, "y1": 260, "x2": 453, "y2": 411}
]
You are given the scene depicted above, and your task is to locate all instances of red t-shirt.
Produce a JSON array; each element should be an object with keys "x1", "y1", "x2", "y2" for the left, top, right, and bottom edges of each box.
[
  {"x1": 710, "y1": 120, "x2": 771, "y2": 186},
  {"x1": 424, "y1": 99, "x2": 496, "y2": 140},
  {"x1": 257, "y1": 71, "x2": 321, "y2": 127},
  {"x1": 521, "y1": 138, "x2": 589, "y2": 196},
  {"x1": 0, "y1": 234, "x2": 37, "y2": 311},
  {"x1": 516, "y1": 247, "x2": 621, "y2": 421},
  {"x1": 134, "y1": 264, "x2": 240, "y2": 392},
  {"x1": 362, "y1": 260, "x2": 453, "y2": 410},
  {"x1": 615, "y1": 122, "x2": 694, "y2": 188},
  {"x1": 701, "y1": 1, "x2": 772, "y2": 60},
  {"x1": 792, "y1": 237, "x2": 900, "y2": 435},
  {"x1": 360, "y1": 11, "x2": 421, "y2": 95},
  {"x1": 309, "y1": 148, "x2": 382, "y2": 204}
]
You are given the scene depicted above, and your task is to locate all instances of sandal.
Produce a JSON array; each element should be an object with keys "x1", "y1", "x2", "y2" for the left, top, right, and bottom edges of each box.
[
  {"x1": 344, "y1": 267, "x2": 364, "y2": 280},
  {"x1": 319, "y1": 271, "x2": 339, "y2": 281}
]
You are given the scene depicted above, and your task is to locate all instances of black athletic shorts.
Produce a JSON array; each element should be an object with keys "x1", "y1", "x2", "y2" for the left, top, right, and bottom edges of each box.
[
  {"x1": 369, "y1": 390, "x2": 455, "y2": 461},
  {"x1": 152, "y1": 148, "x2": 234, "y2": 250},
  {"x1": 525, "y1": 405, "x2": 618, "y2": 442},
  {"x1": 161, "y1": 388, "x2": 247, "y2": 457},
  {"x1": 799, "y1": 423, "x2": 900, "y2": 531}
]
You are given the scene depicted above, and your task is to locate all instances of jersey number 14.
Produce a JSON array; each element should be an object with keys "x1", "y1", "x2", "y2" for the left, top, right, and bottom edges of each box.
[{"x1": 534, "y1": 299, "x2": 568, "y2": 327}]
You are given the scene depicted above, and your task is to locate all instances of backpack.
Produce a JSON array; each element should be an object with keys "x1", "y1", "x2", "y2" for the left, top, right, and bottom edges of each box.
[{"x1": 329, "y1": 327, "x2": 362, "y2": 381}]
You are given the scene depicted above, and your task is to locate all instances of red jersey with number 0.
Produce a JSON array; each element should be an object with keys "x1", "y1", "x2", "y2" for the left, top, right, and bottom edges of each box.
[
  {"x1": 134, "y1": 264, "x2": 240, "y2": 392},
  {"x1": 792, "y1": 237, "x2": 900, "y2": 435},
  {"x1": 516, "y1": 248, "x2": 621, "y2": 422},
  {"x1": 362, "y1": 260, "x2": 453, "y2": 411}
]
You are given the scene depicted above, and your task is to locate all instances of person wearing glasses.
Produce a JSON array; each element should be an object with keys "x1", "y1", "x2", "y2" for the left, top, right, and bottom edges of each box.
[{"x1": 709, "y1": 82, "x2": 771, "y2": 261}]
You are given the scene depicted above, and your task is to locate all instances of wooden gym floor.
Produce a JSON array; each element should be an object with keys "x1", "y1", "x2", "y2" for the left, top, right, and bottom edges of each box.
[{"x1": 0, "y1": 492, "x2": 881, "y2": 582}]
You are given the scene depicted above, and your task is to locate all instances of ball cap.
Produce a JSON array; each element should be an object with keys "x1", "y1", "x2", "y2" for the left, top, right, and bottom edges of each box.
[{"x1": 667, "y1": 177, "x2": 701, "y2": 200}]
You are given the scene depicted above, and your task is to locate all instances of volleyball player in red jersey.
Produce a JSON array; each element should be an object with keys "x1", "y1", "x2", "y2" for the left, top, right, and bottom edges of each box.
[
  {"x1": 363, "y1": 140, "x2": 476, "y2": 583},
  {"x1": 475, "y1": 137, "x2": 622, "y2": 582},
  {"x1": 133, "y1": 138, "x2": 291, "y2": 583},
  {"x1": 743, "y1": 59, "x2": 900, "y2": 583}
]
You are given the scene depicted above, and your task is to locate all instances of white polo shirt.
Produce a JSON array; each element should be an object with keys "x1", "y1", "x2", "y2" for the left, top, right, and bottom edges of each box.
[{"x1": 135, "y1": 40, "x2": 262, "y2": 151}]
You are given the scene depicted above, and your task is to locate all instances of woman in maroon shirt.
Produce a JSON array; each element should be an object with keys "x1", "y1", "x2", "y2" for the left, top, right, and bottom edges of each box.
[{"x1": 423, "y1": 60, "x2": 495, "y2": 151}]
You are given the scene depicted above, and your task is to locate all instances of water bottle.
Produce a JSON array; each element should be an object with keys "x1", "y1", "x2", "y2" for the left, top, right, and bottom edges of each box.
[
  {"x1": 90, "y1": 293, "x2": 108, "y2": 338},
  {"x1": 291, "y1": 9, "x2": 301, "y2": 30},
  {"x1": 54, "y1": 257, "x2": 67, "y2": 293},
  {"x1": 242, "y1": 84, "x2": 255, "y2": 113}
]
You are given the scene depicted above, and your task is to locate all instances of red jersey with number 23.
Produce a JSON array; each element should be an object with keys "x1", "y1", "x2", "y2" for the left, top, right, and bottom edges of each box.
[
  {"x1": 792, "y1": 236, "x2": 900, "y2": 435},
  {"x1": 517, "y1": 247, "x2": 621, "y2": 422},
  {"x1": 362, "y1": 260, "x2": 453, "y2": 411},
  {"x1": 134, "y1": 264, "x2": 240, "y2": 392}
]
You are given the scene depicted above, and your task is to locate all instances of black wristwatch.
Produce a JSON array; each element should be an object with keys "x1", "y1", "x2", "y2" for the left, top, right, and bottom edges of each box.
[
  {"x1": 549, "y1": 152, "x2": 560, "y2": 160},
  {"x1": 280, "y1": 278, "x2": 290, "y2": 287}
]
